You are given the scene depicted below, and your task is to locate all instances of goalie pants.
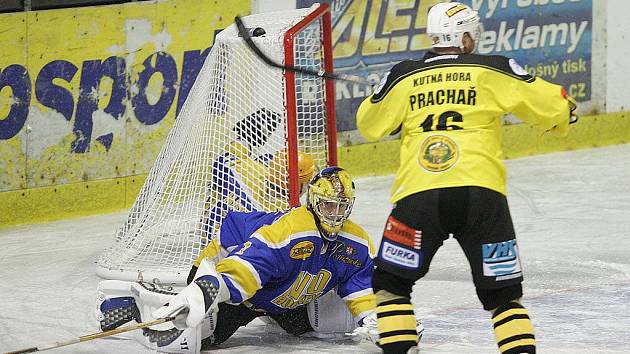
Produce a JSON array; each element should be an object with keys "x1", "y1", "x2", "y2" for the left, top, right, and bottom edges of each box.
[
  {"x1": 373, "y1": 186, "x2": 524, "y2": 310},
  {"x1": 202, "y1": 302, "x2": 313, "y2": 348}
]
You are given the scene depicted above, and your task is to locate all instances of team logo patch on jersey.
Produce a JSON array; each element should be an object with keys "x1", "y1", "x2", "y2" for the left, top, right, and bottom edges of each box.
[
  {"x1": 290, "y1": 241, "x2": 314, "y2": 260},
  {"x1": 330, "y1": 242, "x2": 362, "y2": 268},
  {"x1": 381, "y1": 241, "x2": 421, "y2": 269},
  {"x1": 271, "y1": 270, "x2": 332, "y2": 309},
  {"x1": 418, "y1": 135, "x2": 459, "y2": 172},
  {"x1": 384, "y1": 216, "x2": 422, "y2": 249},
  {"x1": 482, "y1": 239, "x2": 522, "y2": 280}
]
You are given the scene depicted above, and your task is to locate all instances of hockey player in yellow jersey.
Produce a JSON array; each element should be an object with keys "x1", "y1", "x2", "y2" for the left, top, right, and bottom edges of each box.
[{"x1": 357, "y1": 2, "x2": 578, "y2": 354}]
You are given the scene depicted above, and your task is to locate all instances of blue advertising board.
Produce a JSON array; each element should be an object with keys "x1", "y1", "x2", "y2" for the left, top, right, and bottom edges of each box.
[
  {"x1": 464, "y1": 0, "x2": 592, "y2": 102},
  {"x1": 297, "y1": 0, "x2": 592, "y2": 132}
]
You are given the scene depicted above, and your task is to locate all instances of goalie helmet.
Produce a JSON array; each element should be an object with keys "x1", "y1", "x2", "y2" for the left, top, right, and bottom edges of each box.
[
  {"x1": 307, "y1": 166, "x2": 355, "y2": 241},
  {"x1": 427, "y1": 2, "x2": 482, "y2": 51}
]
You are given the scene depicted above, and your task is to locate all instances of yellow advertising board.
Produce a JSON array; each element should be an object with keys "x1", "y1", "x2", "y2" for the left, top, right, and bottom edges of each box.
[{"x1": 0, "y1": 0, "x2": 249, "y2": 225}]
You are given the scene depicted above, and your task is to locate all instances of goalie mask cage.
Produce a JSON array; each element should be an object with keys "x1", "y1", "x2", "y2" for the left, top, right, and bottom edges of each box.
[{"x1": 96, "y1": 3, "x2": 336, "y2": 285}]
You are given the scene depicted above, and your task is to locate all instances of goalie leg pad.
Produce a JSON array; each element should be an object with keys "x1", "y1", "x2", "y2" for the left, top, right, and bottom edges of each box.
[
  {"x1": 96, "y1": 280, "x2": 141, "y2": 331},
  {"x1": 96, "y1": 279, "x2": 196, "y2": 350},
  {"x1": 145, "y1": 324, "x2": 202, "y2": 354},
  {"x1": 142, "y1": 311, "x2": 216, "y2": 353},
  {"x1": 307, "y1": 290, "x2": 356, "y2": 334},
  {"x1": 99, "y1": 296, "x2": 139, "y2": 331},
  {"x1": 202, "y1": 303, "x2": 260, "y2": 348}
]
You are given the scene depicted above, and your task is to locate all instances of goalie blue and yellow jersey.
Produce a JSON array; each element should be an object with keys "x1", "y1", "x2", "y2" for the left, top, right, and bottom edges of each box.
[
  {"x1": 195, "y1": 206, "x2": 376, "y2": 321},
  {"x1": 357, "y1": 52, "x2": 574, "y2": 203}
]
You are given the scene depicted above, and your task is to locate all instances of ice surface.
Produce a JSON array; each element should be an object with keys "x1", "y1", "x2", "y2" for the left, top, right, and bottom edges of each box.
[{"x1": 1, "y1": 145, "x2": 630, "y2": 353}]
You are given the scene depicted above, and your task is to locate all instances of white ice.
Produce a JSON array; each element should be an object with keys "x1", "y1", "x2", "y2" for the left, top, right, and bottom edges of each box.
[{"x1": 1, "y1": 144, "x2": 630, "y2": 354}]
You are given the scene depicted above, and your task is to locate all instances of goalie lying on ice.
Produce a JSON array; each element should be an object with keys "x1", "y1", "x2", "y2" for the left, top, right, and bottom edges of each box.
[{"x1": 96, "y1": 167, "x2": 422, "y2": 353}]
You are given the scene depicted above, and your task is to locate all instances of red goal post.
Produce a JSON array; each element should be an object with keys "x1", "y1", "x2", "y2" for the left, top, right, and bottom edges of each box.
[{"x1": 283, "y1": 3, "x2": 337, "y2": 206}]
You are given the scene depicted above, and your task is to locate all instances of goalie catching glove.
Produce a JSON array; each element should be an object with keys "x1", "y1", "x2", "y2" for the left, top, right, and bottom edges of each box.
[
  {"x1": 153, "y1": 258, "x2": 229, "y2": 329},
  {"x1": 347, "y1": 312, "x2": 424, "y2": 346}
]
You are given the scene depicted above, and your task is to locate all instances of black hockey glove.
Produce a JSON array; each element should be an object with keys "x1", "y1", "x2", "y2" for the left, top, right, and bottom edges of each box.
[{"x1": 567, "y1": 96, "x2": 578, "y2": 124}]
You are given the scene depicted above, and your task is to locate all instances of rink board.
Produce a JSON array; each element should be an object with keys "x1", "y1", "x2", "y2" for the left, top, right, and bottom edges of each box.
[
  {"x1": 0, "y1": 0, "x2": 248, "y2": 226},
  {"x1": 1, "y1": 112, "x2": 630, "y2": 227}
]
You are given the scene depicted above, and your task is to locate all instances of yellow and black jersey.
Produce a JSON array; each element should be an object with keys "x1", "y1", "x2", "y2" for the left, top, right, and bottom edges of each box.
[{"x1": 357, "y1": 51, "x2": 573, "y2": 202}]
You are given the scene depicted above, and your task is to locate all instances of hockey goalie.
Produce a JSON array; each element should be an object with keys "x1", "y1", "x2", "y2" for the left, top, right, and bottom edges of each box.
[{"x1": 97, "y1": 167, "x2": 423, "y2": 352}]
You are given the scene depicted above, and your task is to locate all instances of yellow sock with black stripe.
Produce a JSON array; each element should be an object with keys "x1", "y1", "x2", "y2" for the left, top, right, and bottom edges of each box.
[
  {"x1": 492, "y1": 301, "x2": 536, "y2": 354},
  {"x1": 375, "y1": 290, "x2": 418, "y2": 354}
]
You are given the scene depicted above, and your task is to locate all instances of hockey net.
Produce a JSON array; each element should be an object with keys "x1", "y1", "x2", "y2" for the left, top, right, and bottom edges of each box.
[{"x1": 96, "y1": 4, "x2": 336, "y2": 285}]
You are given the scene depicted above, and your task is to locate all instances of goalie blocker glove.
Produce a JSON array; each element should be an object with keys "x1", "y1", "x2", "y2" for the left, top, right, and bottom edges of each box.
[{"x1": 153, "y1": 258, "x2": 229, "y2": 329}]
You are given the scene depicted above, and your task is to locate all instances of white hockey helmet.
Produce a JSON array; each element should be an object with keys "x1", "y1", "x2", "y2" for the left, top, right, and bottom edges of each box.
[{"x1": 427, "y1": 2, "x2": 482, "y2": 51}]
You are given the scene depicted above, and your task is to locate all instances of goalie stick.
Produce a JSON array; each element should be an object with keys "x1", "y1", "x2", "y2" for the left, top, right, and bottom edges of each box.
[
  {"x1": 3, "y1": 313, "x2": 182, "y2": 354},
  {"x1": 234, "y1": 15, "x2": 370, "y2": 85}
]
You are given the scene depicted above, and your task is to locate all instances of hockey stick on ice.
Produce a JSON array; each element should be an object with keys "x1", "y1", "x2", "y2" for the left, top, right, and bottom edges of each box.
[
  {"x1": 4, "y1": 315, "x2": 179, "y2": 354},
  {"x1": 234, "y1": 16, "x2": 370, "y2": 85}
]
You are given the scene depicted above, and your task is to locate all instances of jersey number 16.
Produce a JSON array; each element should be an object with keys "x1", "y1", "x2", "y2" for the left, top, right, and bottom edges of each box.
[{"x1": 420, "y1": 111, "x2": 463, "y2": 132}]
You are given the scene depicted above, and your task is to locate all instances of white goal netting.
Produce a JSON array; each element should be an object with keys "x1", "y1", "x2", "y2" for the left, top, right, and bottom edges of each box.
[{"x1": 96, "y1": 4, "x2": 335, "y2": 284}]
